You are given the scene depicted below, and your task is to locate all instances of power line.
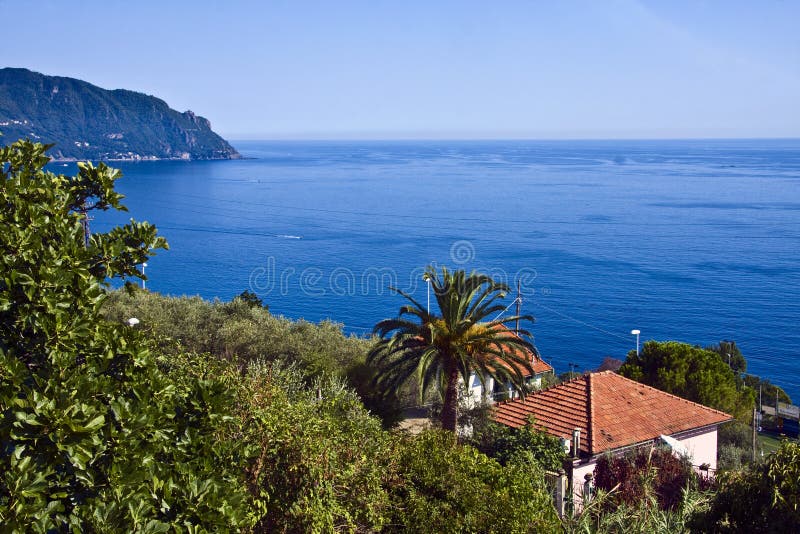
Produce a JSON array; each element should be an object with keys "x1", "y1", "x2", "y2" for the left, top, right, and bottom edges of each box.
[{"x1": 531, "y1": 301, "x2": 632, "y2": 343}]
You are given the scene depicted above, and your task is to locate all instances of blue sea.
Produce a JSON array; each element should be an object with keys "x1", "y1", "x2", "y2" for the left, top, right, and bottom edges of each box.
[{"x1": 88, "y1": 139, "x2": 800, "y2": 401}]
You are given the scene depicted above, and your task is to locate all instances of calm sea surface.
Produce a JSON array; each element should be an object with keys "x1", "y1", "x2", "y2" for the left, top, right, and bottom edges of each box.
[{"x1": 87, "y1": 140, "x2": 800, "y2": 401}]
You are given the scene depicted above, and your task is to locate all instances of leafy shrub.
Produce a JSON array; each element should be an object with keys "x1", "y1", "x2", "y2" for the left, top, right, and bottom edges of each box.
[
  {"x1": 716, "y1": 421, "x2": 754, "y2": 471},
  {"x1": 0, "y1": 139, "x2": 251, "y2": 531},
  {"x1": 593, "y1": 447, "x2": 696, "y2": 511},
  {"x1": 101, "y1": 289, "x2": 405, "y2": 427},
  {"x1": 717, "y1": 420, "x2": 752, "y2": 450},
  {"x1": 230, "y1": 361, "x2": 394, "y2": 533},
  {"x1": 564, "y1": 485, "x2": 711, "y2": 534},
  {"x1": 717, "y1": 444, "x2": 750, "y2": 472},
  {"x1": 102, "y1": 290, "x2": 367, "y2": 376},
  {"x1": 692, "y1": 440, "x2": 800, "y2": 532},
  {"x1": 469, "y1": 417, "x2": 566, "y2": 472},
  {"x1": 388, "y1": 430, "x2": 560, "y2": 533}
]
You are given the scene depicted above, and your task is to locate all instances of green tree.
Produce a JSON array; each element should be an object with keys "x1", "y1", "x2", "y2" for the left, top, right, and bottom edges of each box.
[
  {"x1": 226, "y1": 360, "x2": 394, "y2": 533},
  {"x1": 469, "y1": 417, "x2": 566, "y2": 472},
  {"x1": 618, "y1": 341, "x2": 755, "y2": 420},
  {"x1": 368, "y1": 266, "x2": 537, "y2": 432},
  {"x1": 742, "y1": 374, "x2": 792, "y2": 405},
  {"x1": 0, "y1": 139, "x2": 251, "y2": 530},
  {"x1": 235, "y1": 289, "x2": 269, "y2": 311},
  {"x1": 100, "y1": 289, "x2": 406, "y2": 428},
  {"x1": 388, "y1": 430, "x2": 560, "y2": 533},
  {"x1": 706, "y1": 340, "x2": 747, "y2": 374},
  {"x1": 692, "y1": 440, "x2": 800, "y2": 532}
]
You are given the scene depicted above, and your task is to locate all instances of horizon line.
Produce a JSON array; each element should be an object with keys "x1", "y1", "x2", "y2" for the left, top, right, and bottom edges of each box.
[{"x1": 225, "y1": 136, "x2": 800, "y2": 143}]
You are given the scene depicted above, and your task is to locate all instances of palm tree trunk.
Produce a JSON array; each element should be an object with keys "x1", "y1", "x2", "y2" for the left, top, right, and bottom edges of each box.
[{"x1": 441, "y1": 361, "x2": 460, "y2": 432}]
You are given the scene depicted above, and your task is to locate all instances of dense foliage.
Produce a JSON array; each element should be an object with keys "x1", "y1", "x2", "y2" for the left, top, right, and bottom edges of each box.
[
  {"x1": 101, "y1": 289, "x2": 404, "y2": 428},
  {"x1": 593, "y1": 447, "x2": 699, "y2": 511},
  {"x1": 5, "y1": 136, "x2": 796, "y2": 532},
  {"x1": 716, "y1": 421, "x2": 756, "y2": 471},
  {"x1": 469, "y1": 416, "x2": 566, "y2": 473},
  {"x1": 0, "y1": 68, "x2": 239, "y2": 160},
  {"x1": 0, "y1": 139, "x2": 251, "y2": 530},
  {"x1": 1, "y1": 137, "x2": 565, "y2": 531},
  {"x1": 742, "y1": 374, "x2": 792, "y2": 405},
  {"x1": 564, "y1": 485, "x2": 711, "y2": 534},
  {"x1": 218, "y1": 359, "x2": 393, "y2": 533},
  {"x1": 102, "y1": 290, "x2": 562, "y2": 532},
  {"x1": 692, "y1": 440, "x2": 800, "y2": 532},
  {"x1": 102, "y1": 290, "x2": 368, "y2": 379},
  {"x1": 369, "y1": 266, "x2": 536, "y2": 431},
  {"x1": 618, "y1": 341, "x2": 755, "y2": 420},
  {"x1": 389, "y1": 430, "x2": 560, "y2": 533}
]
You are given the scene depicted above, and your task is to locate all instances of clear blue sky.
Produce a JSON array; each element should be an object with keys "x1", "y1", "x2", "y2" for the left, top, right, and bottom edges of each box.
[{"x1": 3, "y1": 0, "x2": 799, "y2": 139}]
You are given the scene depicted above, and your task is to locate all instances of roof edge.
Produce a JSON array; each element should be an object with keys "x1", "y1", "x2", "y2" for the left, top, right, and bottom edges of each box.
[
  {"x1": 596, "y1": 370, "x2": 733, "y2": 420},
  {"x1": 587, "y1": 373, "x2": 595, "y2": 455}
]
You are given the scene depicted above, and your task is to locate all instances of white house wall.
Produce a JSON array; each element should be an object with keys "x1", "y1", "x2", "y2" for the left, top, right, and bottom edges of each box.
[
  {"x1": 464, "y1": 373, "x2": 545, "y2": 407},
  {"x1": 675, "y1": 427, "x2": 719, "y2": 471}
]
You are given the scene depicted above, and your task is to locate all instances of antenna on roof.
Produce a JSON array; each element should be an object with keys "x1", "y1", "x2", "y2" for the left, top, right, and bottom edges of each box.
[{"x1": 515, "y1": 280, "x2": 521, "y2": 335}]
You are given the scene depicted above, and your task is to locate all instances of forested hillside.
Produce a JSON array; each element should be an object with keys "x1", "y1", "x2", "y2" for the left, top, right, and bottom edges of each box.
[{"x1": 0, "y1": 68, "x2": 239, "y2": 161}]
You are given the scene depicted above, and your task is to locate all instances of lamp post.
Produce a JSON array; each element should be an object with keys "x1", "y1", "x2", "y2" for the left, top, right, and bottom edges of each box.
[
  {"x1": 141, "y1": 262, "x2": 148, "y2": 289},
  {"x1": 631, "y1": 329, "x2": 640, "y2": 356},
  {"x1": 423, "y1": 274, "x2": 431, "y2": 314}
]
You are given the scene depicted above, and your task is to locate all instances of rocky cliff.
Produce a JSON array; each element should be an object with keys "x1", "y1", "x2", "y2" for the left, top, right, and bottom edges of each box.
[{"x1": 0, "y1": 68, "x2": 240, "y2": 161}]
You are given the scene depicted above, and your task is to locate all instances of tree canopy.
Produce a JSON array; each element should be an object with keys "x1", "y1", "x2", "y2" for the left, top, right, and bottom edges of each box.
[
  {"x1": 368, "y1": 266, "x2": 537, "y2": 431},
  {"x1": 0, "y1": 139, "x2": 251, "y2": 530},
  {"x1": 692, "y1": 440, "x2": 800, "y2": 532},
  {"x1": 706, "y1": 340, "x2": 747, "y2": 375},
  {"x1": 618, "y1": 340, "x2": 755, "y2": 421}
]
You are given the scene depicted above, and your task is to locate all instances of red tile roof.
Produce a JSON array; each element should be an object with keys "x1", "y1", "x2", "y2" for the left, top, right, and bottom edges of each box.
[
  {"x1": 492, "y1": 371, "x2": 731, "y2": 456},
  {"x1": 481, "y1": 325, "x2": 553, "y2": 377}
]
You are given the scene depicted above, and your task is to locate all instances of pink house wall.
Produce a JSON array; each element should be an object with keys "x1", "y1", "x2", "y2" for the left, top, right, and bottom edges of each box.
[
  {"x1": 572, "y1": 461, "x2": 596, "y2": 505},
  {"x1": 675, "y1": 426, "x2": 719, "y2": 471},
  {"x1": 569, "y1": 426, "x2": 720, "y2": 507}
]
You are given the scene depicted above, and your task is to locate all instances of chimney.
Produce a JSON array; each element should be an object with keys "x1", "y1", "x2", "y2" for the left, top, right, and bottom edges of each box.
[{"x1": 572, "y1": 428, "x2": 581, "y2": 458}]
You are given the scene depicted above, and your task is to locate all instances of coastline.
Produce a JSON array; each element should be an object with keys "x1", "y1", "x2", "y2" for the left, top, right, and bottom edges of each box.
[{"x1": 48, "y1": 153, "x2": 242, "y2": 163}]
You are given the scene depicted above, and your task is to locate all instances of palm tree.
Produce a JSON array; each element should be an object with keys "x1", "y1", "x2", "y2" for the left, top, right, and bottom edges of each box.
[{"x1": 368, "y1": 266, "x2": 539, "y2": 432}]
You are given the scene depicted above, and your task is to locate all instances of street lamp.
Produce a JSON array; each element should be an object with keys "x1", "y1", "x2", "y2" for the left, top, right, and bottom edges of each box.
[
  {"x1": 141, "y1": 262, "x2": 148, "y2": 289},
  {"x1": 631, "y1": 329, "x2": 641, "y2": 356},
  {"x1": 423, "y1": 274, "x2": 431, "y2": 314}
]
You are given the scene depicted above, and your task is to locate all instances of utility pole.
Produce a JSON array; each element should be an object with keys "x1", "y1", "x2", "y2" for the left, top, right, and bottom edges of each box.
[
  {"x1": 752, "y1": 407, "x2": 758, "y2": 462},
  {"x1": 79, "y1": 201, "x2": 92, "y2": 247},
  {"x1": 515, "y1": 280, "x2": 521, "y2": 334}
]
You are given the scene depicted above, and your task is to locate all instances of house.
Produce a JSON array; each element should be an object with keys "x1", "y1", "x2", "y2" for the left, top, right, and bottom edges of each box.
[
  {"x1": 465, "y1": 325, "x2": 554, "y2": 404},
  {"x1": 492, "y1": 371, "x2": 732, "y2": 505}
]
